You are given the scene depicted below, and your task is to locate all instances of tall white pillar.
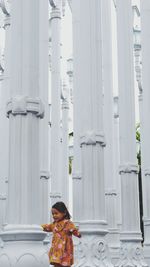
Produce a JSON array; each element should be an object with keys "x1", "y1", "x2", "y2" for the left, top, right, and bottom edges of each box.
[
  {"x1": 0, "y1": 0, "x2": 11, "y2": 231},
  {"x1": 116, "y1": 0, "x2": 146, "y2": 265},
  {"x1": 67, "y1": 57, "x2": 73, "y2": 104},
  {"x1": 72, "y1": 1, "x2": 83, "y2": 223},
  {"x1": 0, "y1": 1, "x2": 49, "y2": 266},
  {"x1": 61, "y1": 83, "x2": 69, "y2": 205},
  {"x1": 66, "y1": 58, "x2": 73, "y2": 214},
  {"x1": 49, "y1": 1, "x2": 62, "y2": 204},
  {"x1": 113, "y1": 96, "x2": 121, "y2": 231},
  {"x1": 140, "y1": 1, "x2": 150, "y2": 264},
  {"x1": 102, "y1": 0, "x2": 120, "y2": 263},
  {"x1": 39, "y1": 0, "x2": 50, "y2": 224},
  {"x1": 0, "y1": 67, "x2": 4, "y2": 231},
  {"x1": 72, "y1": 1, "x2": 112, "y2": 266}
]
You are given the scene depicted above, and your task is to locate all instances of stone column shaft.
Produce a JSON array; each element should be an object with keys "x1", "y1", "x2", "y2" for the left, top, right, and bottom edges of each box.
[
  {"x1": 0, "y1": 1, "x2": 49, "y2": 266},
  {"x1": 116, "y1": 0, "x2": 145, "y2": 266},
  {"x1": 61, "y1": 88, "x2": 69, "y2": 205},
  {"x1": 113, "y1": 97, "x2": 121, "y2": 231},
  {"x1": 39, "y1": 0, "x2": 50, "y2": 224},
  {"x1": 102, "y1": 0, "x2": 120, "y2": 262},
  {"x1": 72, "y1": 1, "x2": 112, "y2": 266},
  {"x1": 0, "y1": 2, "x2": 11, "y2": 230},
  {"x1": 72, "y1": 0, "x2": 83, "y2": 222},
  {"x1": 140, "y1": 1, "x2": 150, "y2": 264},
  {"x1": 50, "y1": 5, "x2": 62, "y2": 203}
]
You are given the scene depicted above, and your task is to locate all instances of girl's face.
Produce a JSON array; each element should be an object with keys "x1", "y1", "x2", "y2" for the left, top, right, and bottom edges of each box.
[{"x1": 51, "y1": 208, "x2": 66, "y2": 222}]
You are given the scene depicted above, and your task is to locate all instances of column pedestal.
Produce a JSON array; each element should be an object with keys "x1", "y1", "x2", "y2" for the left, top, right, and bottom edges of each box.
[{"x1": 0, "y1": 225, "x2": 49, "y2": 267}]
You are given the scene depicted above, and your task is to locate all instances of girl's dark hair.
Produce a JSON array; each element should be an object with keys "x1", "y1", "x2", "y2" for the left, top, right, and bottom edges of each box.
[{"x1": 52, "y1": 202, "x2": 71, "y2": 219}]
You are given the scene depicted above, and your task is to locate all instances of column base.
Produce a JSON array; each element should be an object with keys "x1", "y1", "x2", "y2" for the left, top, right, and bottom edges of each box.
[
  {"x1": 143, "y1": 219, "x2": 150, "y2": 266},
  {"x1": 143, "y1": 244, "x2": 150, "y2": 267},
  {"x1": 0, "y1": 224, "x2": 49, "y2": 267},
  {"x1": 116, "y1": 241, "x2": 148, "y2": 267},
  {"x1": 73, "y1": 221, "x2": 113, "y2": 267},
  {"x1": 107, "y1": 229, "x2": 120, "y2": 265}
]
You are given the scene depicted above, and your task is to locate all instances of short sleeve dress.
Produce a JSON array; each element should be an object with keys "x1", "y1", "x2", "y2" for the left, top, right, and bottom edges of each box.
[{"x1": 42, "y1": 219, "x2": 81, "y2": 266}]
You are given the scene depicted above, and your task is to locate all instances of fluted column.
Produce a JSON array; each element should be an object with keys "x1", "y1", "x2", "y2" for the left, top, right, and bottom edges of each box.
[
  {"x1": 61, "y1": 83, "x2": 69, "y2": 204},
  {"x1": 67, "y1": 57, "x2": 73, "y2": 104},
  {"x1": 49, "y1": 1, "x2": 62, "y2": 204},
  {"x1": 0, "y1": 0, "x2": 11, "y2": 231},
  {"x1": 140, "y1": 1, "x2": 150, "y2": 264},
  {"x1": 72, "y1": 1, "x2": 112, "y2": 266},
  {"x1": 113, "y1": 96, "x2": 121, "y2": 232},
  {"x1": 102, "y1": 0, "x2": 120, "y2": 263},
  {"x1": 0, "y1": 1, "x2": 49, "y2": 266},
  {"x1": 72, "y1": 1, "x2": 83, "y2": 223},
  {"x1": 116, "y1": 0, "x2": 146, "y2": 266},
  {"x1": 0, "y1": 67, "x2": 4, "y2": 231},
  {"x1": 39, "y1": 0, "x2": 50, "y2": 224}
]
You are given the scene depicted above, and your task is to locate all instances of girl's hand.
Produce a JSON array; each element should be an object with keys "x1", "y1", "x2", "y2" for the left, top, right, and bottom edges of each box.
[
  {"x1": 41, "y1": 224, "x2": 46, "y2": 229},
  {"x1": 41, "y1": 224, "x2": 52, "y2": 232}
]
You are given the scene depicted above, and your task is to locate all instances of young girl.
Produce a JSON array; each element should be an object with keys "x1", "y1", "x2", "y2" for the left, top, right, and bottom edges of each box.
[{"x1": 41, "y1": 201, "x2": 81, "y2": 267}]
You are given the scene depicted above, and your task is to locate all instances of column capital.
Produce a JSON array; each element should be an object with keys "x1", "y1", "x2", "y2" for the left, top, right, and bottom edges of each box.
[
  {"x1": 62, "y1": 100, "x2": 69, "y2": 109},
  {"x1": 80, "y1": 131, "x2": 106, "y2": 147},
  {"x1": 50, "y1": 8, "x2": 61, "y2": 20},
  {"x1": 50, "y1": 192, "x2": 61, "y2": 199},
  {"x1": 6, "y1": 96, "x2": 44, "y2": 118},
  {"x1": 3, "y1": 14, "x2": 11, "y2": 29},
  {"x1": 40, "y1": 170, "x2": 50, "y2": 180},
  {"x1": 105, "y1": 189, "x2": 117, "y2": 196},
  {"x1": 144, "y1": 169, "x2": 150, "y2": 176},
  {"x1": 0, "y1": 0, "x2": 10, "y2": 16},
  {"x1": 119, "y1": 163, "x2": 139, "y2": 174},
  {"x1": 72, "y1": 172, "x2": 82, "y2": 180},
  {"x1": 0, "y1": 194, "x2": 6, "y2": 200}
]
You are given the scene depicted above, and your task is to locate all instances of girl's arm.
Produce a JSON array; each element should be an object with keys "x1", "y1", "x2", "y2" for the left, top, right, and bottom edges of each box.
[
  {"x1": 72, "y1": 228, "x2": 81, "y2": 238},
  {"x1": 68, "y1": 222, "x2": 81, "y2": 238},
  {"x1": 41, "y1": 224, "x2": 52, "y2": 232}
]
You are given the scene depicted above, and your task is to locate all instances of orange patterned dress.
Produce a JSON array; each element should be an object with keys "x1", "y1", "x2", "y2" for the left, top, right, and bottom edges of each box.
[{"x1": 42, "y1": 219, "x2": 81, "y2": 266}]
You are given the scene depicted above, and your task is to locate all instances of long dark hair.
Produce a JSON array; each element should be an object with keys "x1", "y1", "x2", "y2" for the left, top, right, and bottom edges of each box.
[{"x1": 52, "y1": 202, "x2": 71, "y2": 219}]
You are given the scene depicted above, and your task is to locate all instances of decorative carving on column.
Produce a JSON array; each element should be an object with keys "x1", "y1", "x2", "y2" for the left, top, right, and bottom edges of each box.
[
  {"x1": 117, "y1": 244, "x2": 147, "y2": 267},
  {"x1": 6, "y1": 96, "x2": 44, "y2": 118},
  {"x1": 75, "y1": 237, "x2": 113, "y2": 267},
  {"x1": 0, "y1": 0, "x2": 10, "y2": 16}
]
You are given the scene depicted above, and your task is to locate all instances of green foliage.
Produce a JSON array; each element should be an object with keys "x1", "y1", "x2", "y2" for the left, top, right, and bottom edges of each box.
[
  {"x1": 136, "y1": 123, "x2": 141, "y2": 166},
  {"x1": 69, "y1": 157, "x2": 73, "y2": 174}
]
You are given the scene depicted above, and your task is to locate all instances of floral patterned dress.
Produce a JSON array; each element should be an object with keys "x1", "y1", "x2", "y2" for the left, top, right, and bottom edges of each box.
[{"x1": 42, "y1": 219, "x2": 81, "y2": 266}]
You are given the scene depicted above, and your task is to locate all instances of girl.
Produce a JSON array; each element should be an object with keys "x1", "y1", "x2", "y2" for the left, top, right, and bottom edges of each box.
[{"x1": 41, "y1": 201, "x2": 81, "y2": 267}]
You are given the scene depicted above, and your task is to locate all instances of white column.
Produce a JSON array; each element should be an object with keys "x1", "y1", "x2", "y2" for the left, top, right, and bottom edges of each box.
[
  {"x1": 49, "y1": 2, "x2": 62, "y2": 204},
  {"x1": 72, "y1": 1, "x2": 83, "y2": 223},
  {"x1": 67, "y1": 57, "x2": 73, "y2": 104},
  {"x1": 39, "y1": 0, "x2": 50, "y2": 224},
  {"x1": 0, "y1": 1, "x2": 11, "y2": 235},
  {"x1": 72, "y1": 1, "x2": 112, "y2": 266},
  {"x1": 140, "y1": 1, "x2": 150, "y2": 264},
  {"x1": 102, "y1": 0, "x2": 120, "y2": 263},
  {"x1": 0, "y1": 1, "x2": 49, "y2": 266},
  {"x1": 0, "y1": 68, "x2": 5, "y2": 231},
  {"x1": 61, "y1": 83, "x2": 69, "y2": 205},
  {"x1": 113, "y1": 96, "x2": 122, "y2": 231},
  {"x1": 66, "y1": 58, "x2": 73, "y2": 214},
  {"x1": 116, "y1": 0, "x2": 146, "y2": 266}
]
